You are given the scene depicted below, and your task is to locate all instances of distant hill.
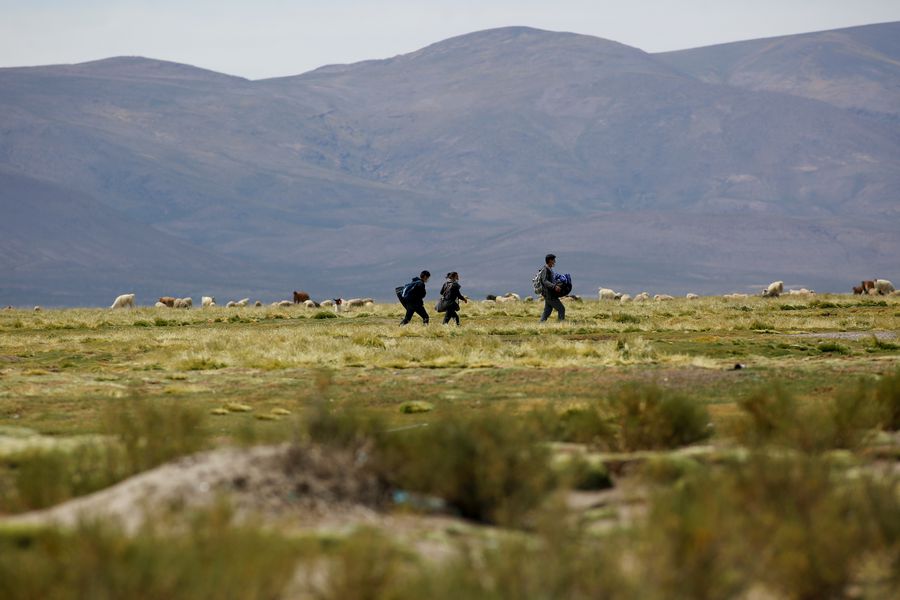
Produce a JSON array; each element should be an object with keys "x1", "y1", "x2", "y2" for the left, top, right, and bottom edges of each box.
[
  {"x1": 656, "y1": 22, "x2": 900, "y2": 118},
  {"x1": 1, "y1": 24, "x2": 898, "y2": 305}
]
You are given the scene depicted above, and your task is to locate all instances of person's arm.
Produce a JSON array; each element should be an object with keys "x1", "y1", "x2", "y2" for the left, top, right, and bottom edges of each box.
[{"x1": 540, "y1": 267, "x2": 555, "y2": 292}]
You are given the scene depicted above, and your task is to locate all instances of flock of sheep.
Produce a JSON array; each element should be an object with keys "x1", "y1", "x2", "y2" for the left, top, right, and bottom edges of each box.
[
  {"x1": 95, "y1": 278, "x2": 897, "y2": 312},
  {"x1": 108, "y1": 293, "x2": 376, "y2": 311}
]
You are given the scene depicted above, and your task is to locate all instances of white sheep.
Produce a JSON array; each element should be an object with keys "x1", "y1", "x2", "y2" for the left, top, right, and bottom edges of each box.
[
  {"x1": 110, "y1": 293, "x2": 135, "y2": 309},
  {"x1": 762, "y1": 281, "x2": 784, "y2": 297},
  {"x1": 277, "y1": 300, "x2": 293, "y2": 308},
  {"x1": 201, "y1": 296, "x2": 215, "y2": 308},
  {"x1": 319, "y1": 299, "x2": 335, "y2": 307},
  {"x1": 33, "y1": 306, "x2": 42, "y2": 312},
  {"x1": 236, "y1": 298, "x2": 249, "y2": 307},
  {"x1": 344, "y1": 298, "x2": 367, "y2": 308},
  {"x1": 619, "y1": 294, "x2": 632, "y2": 302},
  {"x1": 302, "y1": 299, "x2": 317, "y2": 309},
  {"x1": 633, "y1": 292, "x2": 650, "y2": 302},
  {"x1": 154, "y1": 301, "x2": 167, "y2": 308},
  {"x1": 173, "y1": 297, "x2": 192, "y2": 309},
  {"x1": 723, "y1": 293, "x2": 749, "y2": 300},
  {"x1": 787, "y1": 288, "x2": 814, "y2": 296},
  {"x1": 598, "y1": 288, "x2": 618, "y2": 301},
  {"x1": 686, "y1": 293, "x2": 699, "y2": 300},
  {"x1": 875, "y1": 279, "x2": 895, "y2": 295},
  {"x1": 226, "y1": 301, "x2": 237, "y2": 308},
  {"x1": 654, "y1": 294, "x2": 674, "y2": 301}
]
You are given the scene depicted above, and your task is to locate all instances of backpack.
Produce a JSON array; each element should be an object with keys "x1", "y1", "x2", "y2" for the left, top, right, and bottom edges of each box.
[
  {"x1": 532, "y1": 268, "x2": 544, "y2": 296},
  {"x1": 555, "y1": 273, "x2": 573, "y2": 296},
  {"x1": 396, "y1": 280, "x2": 422, "y2": 305}
]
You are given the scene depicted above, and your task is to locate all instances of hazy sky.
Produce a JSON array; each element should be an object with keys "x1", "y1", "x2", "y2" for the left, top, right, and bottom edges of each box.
[{"x1": 2, "y1": 0, "x2": 899, "y2": 79}]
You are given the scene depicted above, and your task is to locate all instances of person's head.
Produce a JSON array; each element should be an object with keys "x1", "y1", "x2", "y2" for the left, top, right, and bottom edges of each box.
[
  {"x1": 545, "y1": 253, "x2": 556, "y2": 268},
  {"x1": 420, "y1": 270, "x2": 431, "y2": 282},
  {"x1": 446, "y1": 271, "x2": 459, "y2": 281}
]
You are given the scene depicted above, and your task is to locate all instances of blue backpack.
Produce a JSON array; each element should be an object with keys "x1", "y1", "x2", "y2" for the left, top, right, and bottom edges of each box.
[{"x1": 395, "y1": 280, "x2": 422, "y2": 305}]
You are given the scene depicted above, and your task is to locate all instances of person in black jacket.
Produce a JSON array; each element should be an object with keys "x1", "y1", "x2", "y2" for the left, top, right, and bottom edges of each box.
[
  {"x1": 539, "y1": 254, "x2": 565, "y2": 322},
  {"x1": 440, "y1": 272, "x2": 468, "y2": 326},
  {"x1": 400, "y1": 270, "x2": 431, "y2": 325}
]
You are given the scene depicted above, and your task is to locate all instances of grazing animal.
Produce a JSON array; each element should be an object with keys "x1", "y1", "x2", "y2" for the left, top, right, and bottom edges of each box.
[
  {"x1": 277, "y1": 300, "x2": 293, "y2": 308},
  {"x1": 495, "y1": 293, "x2": 520, "y2": 303},
  {"x1": 302, "y1": 299, "x2": 317, "y2": 308},
  {"x1": 2, "y1": 306, "x2": 12, "y2": 310},
  {"x1": 235, "y1": 298, "x2": 249, "y2": 307},
  {"x1": 598, "y1": 288, "x2": 618, "y2": 301},
  {"x1": 293, "y1": 291, "x2": 310, "y2": 304},
  {"x1": 562, "y1": 295, "x2": 582, "y2": 302},
  {"x1": 862, "y1": 280, "x2": 876, "y2": 293},
  {"x1": 619, "y1": 294, "x2": 632, "y2": 302},
  {"x1": 686, "y1": 293, "x2": 699, "y2": 300},
  {"x1": 33, "y1": 306, "x2": 42, "y2": 312},
  {"x1": 485, "y1": 295, "x2": 497, "y2": 301},
  {"x1": 158, "y1": 296, "x2": 176, "y2": 308},
  {"x1": 875, "y1": 279, "x2": 895, "y2": 295},
  {"x1": 654, "y1": 294, "x2": 674, "y2": 301},
  {"x1": 762, "y1": 281, "x2": 784, "y2": 297},
  {"x1": 154, "y1": 301, "x2": 167, "y2": 308},
  {"x1": 226, "y1": 301, "x2": 237, "y2": 308},
  {"x1": 173, "y1": 297, "x2": 192, "y2": 309},
  {"x1": 254, "y1": 300, "x2": 262, "y2": 307},
  {"x1": 724, "y1": 293, "x2": 749, "y2": 300},
  {"x1": 852, "y1": 285, "x2": 864, "y2": 295},
  {"x1": 633, "y1": 292, "x2": 650, "y2": 302},
  {"x1": 344, "y1": 298, "x2": 367, "y2": 308},
  {"x1": 788, "y1": 288, "x2": 814, "y2": 296},
  {"x1": 110, "y1": 293, "x2": 135, "y2": 309},
  {"x1": 201, "y1": 296, "x2": 215, "y2": 308}
]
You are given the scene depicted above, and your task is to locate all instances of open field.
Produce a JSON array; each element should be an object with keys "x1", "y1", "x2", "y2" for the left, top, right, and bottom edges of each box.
[{"x1": 1, "y1": 295, "x2": 898, "y2": 599}]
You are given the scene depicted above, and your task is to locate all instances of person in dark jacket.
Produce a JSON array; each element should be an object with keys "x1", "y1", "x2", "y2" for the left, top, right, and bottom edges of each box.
[
  {"x1": 539, "y1": 254, "x2": 565, "y2": 322},
  {"x1": 440, "y1": 272, "x2": 468, "y2": 326},
  {"x1": 400, "y1": 270, "x2": 431, "y2": 325}
]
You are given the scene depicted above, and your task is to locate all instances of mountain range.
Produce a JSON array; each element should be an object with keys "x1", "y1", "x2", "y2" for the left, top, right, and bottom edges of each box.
[{"x1": 1, "y1": 22, "x2": 898, "y2": 305}]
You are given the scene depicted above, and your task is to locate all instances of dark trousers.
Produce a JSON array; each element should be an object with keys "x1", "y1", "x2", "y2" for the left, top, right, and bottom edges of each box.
[
  {"x1": 540, "y1": 295, "x2": 565, "y2": 322},
  {"x1": 443, "y1": 308, "x2": 460, "y2": 325},
  {"x1": 401, "y1": 303, "x2": 429, "y2": 324}
]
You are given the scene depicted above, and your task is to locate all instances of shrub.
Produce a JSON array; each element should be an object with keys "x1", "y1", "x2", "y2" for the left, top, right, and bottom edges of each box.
[
  {"x1": 313, "y1": 311, "x2": 338, "y2": 319},
  {"x1": 0, "y1": 506, "x2": 300, "y2": 600},
  {"x1": 818, "y1": 341, "x2": 850, "y2": 354},
  {"x1": 380, "y1": 411, "x2": 556, "y2": 525},
  {"x1": 104, "y1": 398, "x2": 208, "y2": 473},
  {"x1": 609, "y1": 384, "x2": 712, "y2": 451},
  {"x1": 875, "y1": 368, "x2": 900, "y2": 430},
  {"x1": 613, "y1": 313, "x2": 641, "y2": 324}
]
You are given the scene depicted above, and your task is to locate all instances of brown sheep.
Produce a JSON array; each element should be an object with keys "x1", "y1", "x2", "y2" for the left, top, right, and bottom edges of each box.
[
  {"x1": 293, "y1": 290, "x2": 310, "y2": 304},
  {"x1": 158, "y1": 296, "x2": 176, "y2": 307}
]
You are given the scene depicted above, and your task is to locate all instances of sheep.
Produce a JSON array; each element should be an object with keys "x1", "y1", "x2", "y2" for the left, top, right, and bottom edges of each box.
[
  {"x1": 787, "y1": 288, "x2": 814, "y2": 296},
  {"x1": 226, "y1": 301, "x2": 237, "y2": 308},
  {"x1": 158, "y1": 296, "x2": 176, "y2": 308},
  {"x1": 562, "y1": 295, "x2": 582, "y2": 302},
  {"x1": 319, "y1": 299, "x2": 335, "y2": 307},
  {"x1": 495, "y1": 293, "x2": 520, "y2": 303},
  {"x1": 110, "y1": 293, "x2": 135, "y2": 309},
  {"x1": 254, "y1": 301, "x2": 262, "y2": 307},
  {"x1": 344, "y1": 298, "x2": 367, "y2": 308},
  {"x1": 173, "y1": 297, "x2": 192, "y2": 309},
  {"x1": 364, "y1": 301, "x2": 375, "y2": 307},
  {"x1": 154, "y1": 301, "x2": 167, "y2": 308},
  {"x1": 875, "y1": 279, "x2": 895, "y2": 295},
  {"x1": 293, "y1": 291, "x2": 310, "y2": 304},
  {"x1": 686, "y1": 293, "x2": 699, "y2": 300},
  {"x1": 235, "y1": 298, "x2": 249, "y2": 307},
  {"x1": 762, "y1": 281, "x2": 784, "y2": 297},
  {"x1": 277, "y1": 300, "x2": 293, "y2": 308},
  {"x1": 723, "y1": 293, "x2": 749, "y2": 300},
  {"x1": 33, "y1": 306, "x2": 42, "y2": 312},
  {"x1": 302, "y1": 299, "x2": 318, "y2": 309},
  {"x1": 619, "y1": 294, "x2": 632, "y2": 302},
  {"x1": 524, "y1": 296, "x2": 534, "y2": 303},
  {"x1": 654, "y1": 294, "x2": 674, "y2": 301},
  {"x1": 201, "y1": 296, "x2": 215, "y2": 308},
  {"x1": 598, "y1": 288, "x2": 618, "y2": 301},
  {"x1": 633, "y1": 292, "x2": 650, "y2": 302},
  {"x1": 485, "y1": 295, "x2": 497, "y2": 301}
]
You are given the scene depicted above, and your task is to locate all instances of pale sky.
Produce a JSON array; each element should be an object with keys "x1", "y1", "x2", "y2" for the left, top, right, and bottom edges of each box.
[{"x1": 2, "y1": 0, "x2": 899, "y2": 80}]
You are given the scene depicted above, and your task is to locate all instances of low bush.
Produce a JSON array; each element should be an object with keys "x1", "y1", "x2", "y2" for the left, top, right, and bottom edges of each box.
[
  {"x1": 875, "y1": 368, "x2": 900, "y2": 430},
  {"x1": 610, "y1": 384, "x2": 712, "y2": 451},
  {"x1": 0, "y1": 506, "x2": 300, "y2": 600},
  {"x1": 104, "y1": 398, "x2": 208, "y2": 473},
  {"x1": 380, "y1": 411, "x2": 556, "y2": 526}
]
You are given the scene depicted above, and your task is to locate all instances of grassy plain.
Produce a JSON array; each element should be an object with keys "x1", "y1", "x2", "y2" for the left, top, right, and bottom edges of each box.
[{"x1": 0, "y1": 295, "x2": 898, "y2": 598}]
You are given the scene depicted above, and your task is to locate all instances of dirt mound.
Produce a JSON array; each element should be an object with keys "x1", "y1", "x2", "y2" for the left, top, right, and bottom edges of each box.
[{"x1": 6, "y1": 444, "x2": 386, "y2": 532}]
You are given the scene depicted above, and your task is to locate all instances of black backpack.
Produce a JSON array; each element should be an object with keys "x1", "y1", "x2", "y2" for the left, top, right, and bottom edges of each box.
[{"x1": 395, "y1": 280, "x2": 422, "y2": 305}]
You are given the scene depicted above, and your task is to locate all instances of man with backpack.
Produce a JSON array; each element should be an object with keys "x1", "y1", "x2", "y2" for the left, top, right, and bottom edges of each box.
[
  {"x1": 397, "y1": 270, "x2": 431, "y2": 325},
  {"x1": 535, "y1": 254, "x2": 565, "y2": 322}
]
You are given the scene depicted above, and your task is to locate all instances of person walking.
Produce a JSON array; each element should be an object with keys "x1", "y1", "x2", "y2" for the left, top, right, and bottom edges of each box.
[
  {"x1": 399, "y1": 270, "x2": 431, "y2": 325},
  {"x1": 439, "y1": 272, "x2": 468, "y2": 326},
  {"x1": 539, "y1": 254, "x2": 565, "y2": 322}
]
